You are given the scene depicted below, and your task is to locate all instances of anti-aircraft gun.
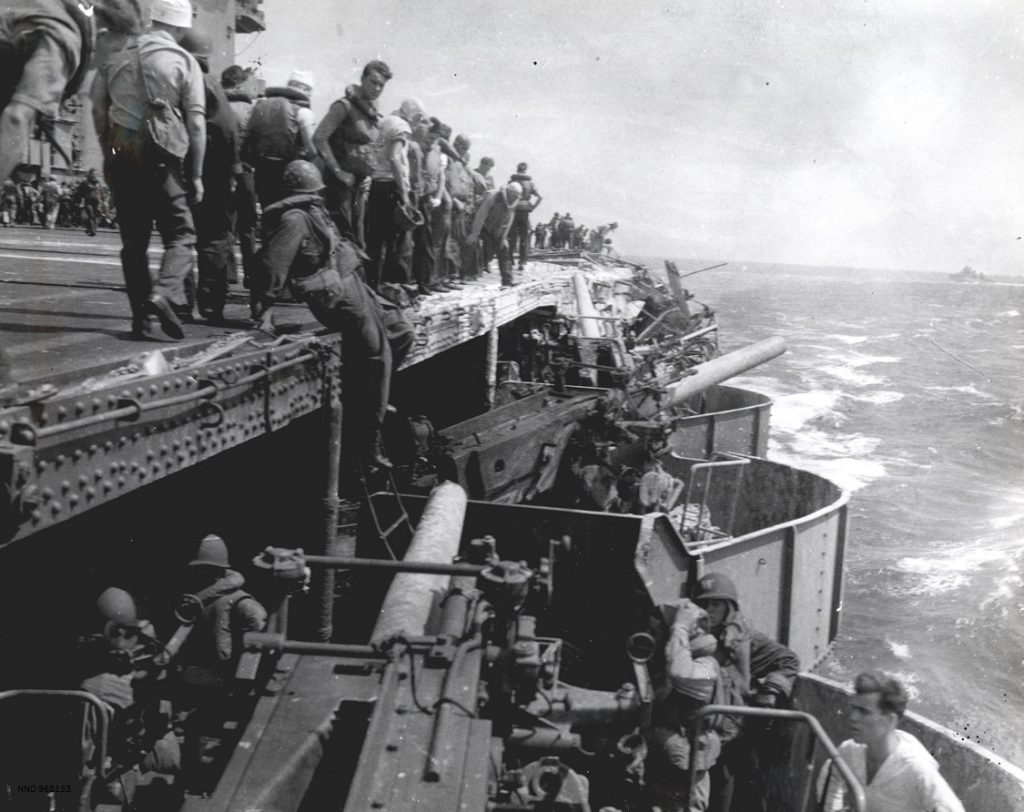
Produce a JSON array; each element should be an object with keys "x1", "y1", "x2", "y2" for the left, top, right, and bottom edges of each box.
[{"x1": 175, "y1": 477, "x2": 859, "y2": 812}]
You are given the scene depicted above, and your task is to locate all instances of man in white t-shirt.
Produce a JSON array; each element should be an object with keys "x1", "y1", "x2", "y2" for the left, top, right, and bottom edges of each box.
[
  {"x1": 363, "y1": 97, "x2": 427, "y2": 291},
  {"x1": 818, "y1": 671, "x2": 964, "y2": 812}
]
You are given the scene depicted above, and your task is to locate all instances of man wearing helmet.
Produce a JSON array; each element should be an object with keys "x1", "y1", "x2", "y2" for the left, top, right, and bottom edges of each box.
[
  {"x1": 90, "y1": 0, "x2": 206, "y2": 341},
  {"x1": 648, "y1": 598, "x2": 724, "y2": 812},
  {"x1": 692, "y1": 572, "x2": 800, "y2": 812},
  {"x1": 78, "y1": 587, "x2": 180, "y2": 782},
  {"x1": 175, "y1": 534, "x2": 266, "y2": 790},
  {"x1": 251, "y1": 160, "x2": 413, "y2": 470}
]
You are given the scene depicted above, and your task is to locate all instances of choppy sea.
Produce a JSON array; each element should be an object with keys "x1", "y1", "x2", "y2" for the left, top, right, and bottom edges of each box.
[{"x1": 642, "y1": 260, "x2": 1024, "y2": 767}]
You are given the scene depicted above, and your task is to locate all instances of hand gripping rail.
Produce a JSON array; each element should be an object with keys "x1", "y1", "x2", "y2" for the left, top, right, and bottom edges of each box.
[{"x1": 687, "y1": 704, "x2": 866, "y2": 812}]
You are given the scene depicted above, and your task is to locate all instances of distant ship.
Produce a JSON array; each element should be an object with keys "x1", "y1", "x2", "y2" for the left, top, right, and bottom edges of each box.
[{"x1": 950, "y1": 265, "x2": 989, "y2": 282}]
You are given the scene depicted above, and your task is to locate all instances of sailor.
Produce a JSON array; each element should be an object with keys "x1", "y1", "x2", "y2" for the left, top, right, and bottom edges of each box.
[
  {"x1": 243, "y1": 68, "x2": 318, "y2": 208},
  {"x1": 649, "y1": 598, "x2": 723, "y2": 812},
  {"x1": 508, "y1": 162, "x2": 542, "y2": 269},
  {"x1": 465, "y1": 180, "x2": 522, "y2": 288},
  {"x1": 363, "y1": 97, "x2": 428, "y2": 291},
  {"x1": 817, "y1": 671, "x2": 964, "y2": 812},
  {"x1": 78, "y1": 587, "x2": 180, "y2": 779},
  {"x1": 312, "y1": 59, "x2": 391, "y2": 245},
  {"x1": 251, "y1": 160, "x2": 414, "y2": 469},
  {"x1": 691, "y1": 572, "x2": 800, "y2": 812},
  {"x1": 221, "y1": 64, "x2": 260, "y2": 290},
  {"x1": 175, "y1": 534, "x2": 266, "y2": 790},
  {"x1": 73, "y1": 167, "x2": 103, "y2": 236},
  {"x1": 39, "y1": 174, "x2": 61, "y2": 228},
  {"x1": 181, "y1": 27, "x2": 241, "y2": 325},
  {"x1": 446, "y1": 133, "x2": 483, "y2": 282},
  {"x1": 90, "y1": 0, "x2": 207, "y2": 341}
]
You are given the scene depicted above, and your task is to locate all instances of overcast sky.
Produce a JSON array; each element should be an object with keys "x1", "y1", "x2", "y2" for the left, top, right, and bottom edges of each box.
[{"x1": 242, "y1": 0, "x2": 1023, "y2": 274}]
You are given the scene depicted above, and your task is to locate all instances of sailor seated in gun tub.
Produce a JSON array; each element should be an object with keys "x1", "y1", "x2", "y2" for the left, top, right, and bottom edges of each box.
[
  {"x1": 647, "y1": 597, "x2": 724, "y2": 812},
  {"x1": 78, "y1": 587, "x2": 180, "y2": 795},
  {"x1": 689, "y1": 573, "x2": 800, "y2": 812},
  {"x1": 169, "y1": 536, "x2": 265, "y2": 785}
]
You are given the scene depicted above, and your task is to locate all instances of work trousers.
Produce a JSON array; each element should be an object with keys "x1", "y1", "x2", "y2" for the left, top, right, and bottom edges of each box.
[
  {"x1": 447, "y1": 203, "x2": 469, "y2": 279},
  {"x1": 253, "y1": 157, "x2": 289, "y2": 209},
  {"x1": 43, "y1": 202, "x2": 59, "y2": 229},
  {"x1": 410, "y1": 195, "x2": 436, "y2": 288},
  {"x1": 192, "y1": 179, "x2": 234, "y2": 320},
  {"x1": 82, "y1": 201, "x2": 99, "y2": 235},
  {"x1": 290, "y1": 267, "x2": 402, "y2": 439},
  {"x1": 107, "y1": 126, "x2": 195, "y2": 327},
  {"x1": 510, "y1": 210, "x2": 531, "y2": 267},
  {"x1": 324, "y1": 174, "x2": 366, "y2": 245},
  {"x1": 364, "y1": 180, "x2": 409, "y2": 289},
  {"x1": 231, "y1": 167, "x2": 259, "y2": 286},
  {"x1": 480, "y1": 230, "x2": 513, "y2": 285},
  {"x1": 431, "y1": 199, "x2": 452, "y2": 281}
]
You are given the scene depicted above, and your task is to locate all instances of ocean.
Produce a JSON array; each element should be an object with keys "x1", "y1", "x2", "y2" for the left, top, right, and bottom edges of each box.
[{"x1": 645, "y1": 260, "x2": 1024, "y2": 767}]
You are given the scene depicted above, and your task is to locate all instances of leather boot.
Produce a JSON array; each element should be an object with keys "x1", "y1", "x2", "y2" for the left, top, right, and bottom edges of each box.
[{"x1": 368, "y1": 432, "x2": 393, "y2": 470}]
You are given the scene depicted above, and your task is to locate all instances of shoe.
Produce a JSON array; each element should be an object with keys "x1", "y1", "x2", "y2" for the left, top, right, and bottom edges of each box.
[
  {"x1": 130, "y1": 315, "x2": 154, "y2": 340},
  {"x1": 399, "y1": 283, "x2": 421, "y2": 297},
  {"x1": 147, "y1": 294, "x2": 185, "y2": 340},
  {"x1": 367, "y1": 434, "x2": 393, "y2": 470},
  {"x1": 501, "y1": 280, "x2": 518, "y2": 289},
  {"x1": 416, "y1": 284, "x2": 434, "y2": 297}
]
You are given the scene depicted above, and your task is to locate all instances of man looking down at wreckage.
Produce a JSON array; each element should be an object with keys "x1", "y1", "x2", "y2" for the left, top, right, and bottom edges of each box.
[{"x1": 250, "y1": 160, "x2": 413, "y2": 470}]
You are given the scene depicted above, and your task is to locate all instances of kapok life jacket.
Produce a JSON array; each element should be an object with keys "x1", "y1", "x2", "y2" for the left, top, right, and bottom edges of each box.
[
  {"x1": 0, "y1": 0, "x2": 93, "y2": 112},
  {"x1": 244, "y1": 95, "x2": 300, "y2": 162},
  {"x1": 509, "y1": 172, "x2": 534, "y2": 211}
]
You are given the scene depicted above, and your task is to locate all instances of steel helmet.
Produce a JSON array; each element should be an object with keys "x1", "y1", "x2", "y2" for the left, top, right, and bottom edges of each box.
[
  {"x1": 693, "y1": 572, "x2": 739, "y2": 608},
  {"x1": 282, "y1": 160, "x2": 325, "y2": 193},
  {"x1": 180, "y1": 28, "x2": 213, "y2": 58},
  {"x1": 96, "y1": 587, "x2": 138, "y2": 626},
  {"x1": 189, "y1": 533, "x2": 230, "y2": 568}
]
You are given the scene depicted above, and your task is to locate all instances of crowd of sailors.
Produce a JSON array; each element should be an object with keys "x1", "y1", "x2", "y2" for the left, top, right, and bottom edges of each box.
[
  {"x1": 0, "y1": 170, "x2": 114, "y2": 233},
  {"x1": 0, "y1": 3, "x2": 969, "y2": 810}
]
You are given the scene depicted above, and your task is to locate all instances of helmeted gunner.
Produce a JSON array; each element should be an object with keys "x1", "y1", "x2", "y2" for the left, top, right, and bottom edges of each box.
[
  {"x1": 692, "y1": 572, "x2": 800, "y2": 812},
  {"x1": 251, "y1": 159, "x2": 413, "y2": 469}
]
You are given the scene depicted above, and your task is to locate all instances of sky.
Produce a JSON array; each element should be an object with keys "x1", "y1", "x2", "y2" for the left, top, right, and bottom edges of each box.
[{"x1": 240, "y1": 0, "x2": 1024, "y2": 275}]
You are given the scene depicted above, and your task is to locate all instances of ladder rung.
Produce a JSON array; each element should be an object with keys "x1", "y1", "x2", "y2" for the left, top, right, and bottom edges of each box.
[{"x1": 381, "y1": 516, "x2": 408, "y2": 538}]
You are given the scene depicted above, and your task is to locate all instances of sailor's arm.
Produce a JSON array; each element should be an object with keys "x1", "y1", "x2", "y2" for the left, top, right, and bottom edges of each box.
[
  {"x1": 312, "y1": 100, "x2": 354, "y2": 184},
  {"x1": 387, "y1": 136, "x2": 411, "y2": 206},
  {"x1": 252, "y1": 212, "x2": 308, "y2": 323},
  {"x1": 467, "y1": 190, "x2": 497, "y2": 242}
]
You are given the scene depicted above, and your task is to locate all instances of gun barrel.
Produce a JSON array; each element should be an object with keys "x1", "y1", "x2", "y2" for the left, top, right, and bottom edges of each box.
[{"x1": 659, "y1": 336, "x2": 787, "y2": 411}]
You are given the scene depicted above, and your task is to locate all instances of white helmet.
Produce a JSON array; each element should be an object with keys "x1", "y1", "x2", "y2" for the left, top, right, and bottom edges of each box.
[{"x1": 150, "y1": 0, "x2": 193, "y2": 28}]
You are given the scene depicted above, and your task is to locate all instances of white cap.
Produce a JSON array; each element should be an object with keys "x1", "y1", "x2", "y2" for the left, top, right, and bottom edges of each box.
[
  {"x1": 150, "y1": 0, "x2": 193, "y2": 27},
  {"x1": 287, "y1": 70, "x2": 314, "y2": 99}
]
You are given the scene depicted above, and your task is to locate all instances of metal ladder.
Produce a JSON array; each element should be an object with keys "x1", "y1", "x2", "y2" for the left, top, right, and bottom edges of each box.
[
  {"x1": 678, "y1": 453, "x2": 750, "y2": 543},
  {"x1": 358, "y1": 464, "x2": 417, "y2": 560}
]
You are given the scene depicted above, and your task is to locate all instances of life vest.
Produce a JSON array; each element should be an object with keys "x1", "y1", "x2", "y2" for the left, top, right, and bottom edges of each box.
[
  {"x1": 244, "y1": 94, "x2": 301, "y2": 162},
  {"x1": 325, "y1": 85, "x2": 380, "y2": 178},
  {"x1": 509, "y1": 172, "x2": 534, "y2": 211}
]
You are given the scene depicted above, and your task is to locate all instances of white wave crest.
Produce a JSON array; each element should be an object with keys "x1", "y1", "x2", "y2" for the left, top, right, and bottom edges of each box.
[
  {"x1": 924, "y1": 384, "x2": 994, "y2": 398},
  {"x1": 846, "y1": 351, "x2": 901, "y2": 368},
  {"x1": 887, "y1": 640, "x2": 912, "y2": 660},
  {"x1": 998, "y1": 310, "x2": 1020, "y2": 317},
  {"x1": 828, "y1": 334, "x2": 869, "y2": 345},
  {"x1": 769, "y1": 391, "x2": 843, "y2": 433},
  {"x1": 818, "y1": 365, "x2": 886, "y2": 387},
  {"x1": 851, "y1": 391, "x2": 905, "y2": 405}
]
